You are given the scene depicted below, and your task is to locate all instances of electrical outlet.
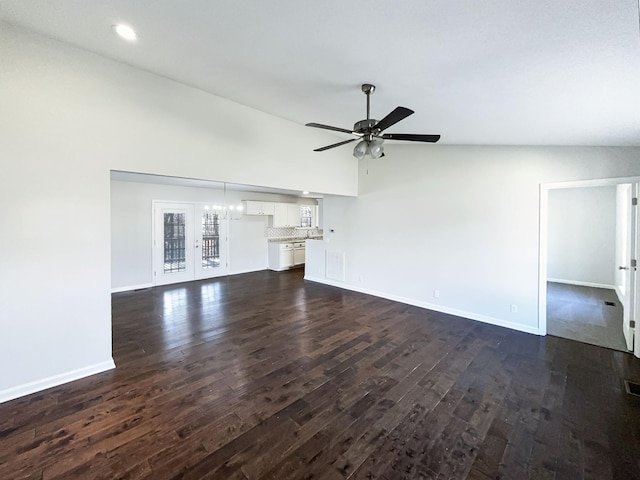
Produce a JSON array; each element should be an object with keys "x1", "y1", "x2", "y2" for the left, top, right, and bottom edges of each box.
[
  {"x1": 433, "y1": 289, "x2": 440, "y2": 299},
  {"x1": 510, "y1": 304, "x2": 518, "y2": 313}
]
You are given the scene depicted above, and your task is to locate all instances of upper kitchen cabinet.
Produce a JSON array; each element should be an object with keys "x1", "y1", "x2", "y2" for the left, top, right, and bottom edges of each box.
[
  {"x1": 287, "y1": 204, "x2": 302, "y2": 227},
  {"x1": 243, "y1": 201, "x2": 275, "y2": 216},
  {"x1": 273, "y1": 203, "x2": 302, "y2": 227}
]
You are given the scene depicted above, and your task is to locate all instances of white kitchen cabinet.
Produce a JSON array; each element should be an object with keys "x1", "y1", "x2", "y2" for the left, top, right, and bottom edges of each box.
[
  {"x1": 293, "y1": 242, "x2": 305, "y2": 265},
  {"x1": 268, "y1": 242, "x2": 295, "y2": 271},
  {"x1": 287, "y1": 205, "x2": 302, "y2": 228},
  {"x1": 273, "y1": 203, "x2": 303, "y2": 227},
  {"x1": 262, "y1": 203, "x2": 275, "y2": 215},
  {"x1": 273, "y1": 203, "x2": 289, "y2": 227},
  {"x1": 243, "y1": 201, "x2": 275, "y2": 216}
]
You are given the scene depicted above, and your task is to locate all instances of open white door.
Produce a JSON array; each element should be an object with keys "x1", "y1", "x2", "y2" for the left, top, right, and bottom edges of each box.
[
  {"x1": 633, "y1": 183, "x2": 640, "y2": 358},
  {"x1": 619, "y1": 184, "x2": 638, "y2": 352}
]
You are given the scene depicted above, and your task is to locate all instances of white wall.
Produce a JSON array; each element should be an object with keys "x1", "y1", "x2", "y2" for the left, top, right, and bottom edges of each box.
[
  {"x1": 0, "y1": 22, "x2": 356, "y2": 402},
  {"x1": 111, "y1": 179, "x2": 316, "y2": 290},
  {"x1": 308, "y1": 145, "x2": 640, "y2": 334},
  {"x1": 547, "y1": 186, "x2": 616, "y2": 287}
]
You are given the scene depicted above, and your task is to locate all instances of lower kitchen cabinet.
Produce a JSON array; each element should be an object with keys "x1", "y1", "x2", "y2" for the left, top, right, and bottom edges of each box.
[
  {"x1": 268, "y1": 243, "x2": 293, "y2": 271},
  {"x1": 293, "y1": 242, "x2": 305, "y2": 265},
  {"x1": 268, "y1": 242, "x2": 305, "y2": 271}
]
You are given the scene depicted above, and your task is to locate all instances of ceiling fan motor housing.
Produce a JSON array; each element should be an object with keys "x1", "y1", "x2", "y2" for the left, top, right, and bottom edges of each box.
[{"x1": 354, "y1": 119, "x2": 378, "y2": 141}]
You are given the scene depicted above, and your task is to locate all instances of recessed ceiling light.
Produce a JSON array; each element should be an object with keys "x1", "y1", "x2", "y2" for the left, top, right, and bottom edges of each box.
[
  {"x1": 112, "y1": 24, "x2": 138, "y2": 42},
  {"x1": 302, "y1": 191, "x2": 309, "y2": 195}
]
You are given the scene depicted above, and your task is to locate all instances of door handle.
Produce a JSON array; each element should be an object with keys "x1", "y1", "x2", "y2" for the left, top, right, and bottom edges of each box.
[{"x1": 619, "y1": 266, "x2": 629, "y2": 270}]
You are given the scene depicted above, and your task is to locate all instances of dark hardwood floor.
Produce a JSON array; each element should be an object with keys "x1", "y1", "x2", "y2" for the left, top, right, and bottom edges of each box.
[{"x1": 2, "y1": 269, "x2": 640, "y2": 479}]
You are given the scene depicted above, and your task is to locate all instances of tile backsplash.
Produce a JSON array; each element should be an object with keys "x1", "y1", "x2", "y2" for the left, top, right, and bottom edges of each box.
[{"x1": 266, "y1": 227, "x2": 322, "y2": 240}]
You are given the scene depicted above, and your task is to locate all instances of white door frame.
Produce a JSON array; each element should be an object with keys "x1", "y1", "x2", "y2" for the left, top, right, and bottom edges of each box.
[{"x1": 538, "y1": 176, "x2": 640, "y2": 357}]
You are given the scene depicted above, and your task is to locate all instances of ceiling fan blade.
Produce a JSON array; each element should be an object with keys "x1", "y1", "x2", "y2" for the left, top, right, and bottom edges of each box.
[
  {"x1": 306, "y1": 122, "x2": 354, "y2": 135},
  {"x1": 382, "y1": 133, "x2": 441, "y2": 143},
  {"x1": 373, "y1": 107, "x2": 414, "y2": 133},
  {"x1": 314, "y1": 138, "x2": 357, "y2": 152}
]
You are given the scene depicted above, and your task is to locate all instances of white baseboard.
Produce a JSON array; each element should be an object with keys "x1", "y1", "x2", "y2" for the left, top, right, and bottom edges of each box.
[
  {"x1": 615, "y1": 285, "x2": 624, "y2": 304},
  {"x1": 111, "y1": 283, "x2": 153, "y2": 293},
  {"x1": 0, "y1": 359, "x2": 116, "y2": 404},
  {"x1": 112, "y1": 269, "x2": 272, "y2": 293},
  {"x1": 228, "y1": 267, "x2": 268, "y2": 275},
  {"x1": 304, "y1": 275, "x2": 540, "y2": 336},
  {"x1": 547, "y1": 278, "x2": 615, "y2": 290}
]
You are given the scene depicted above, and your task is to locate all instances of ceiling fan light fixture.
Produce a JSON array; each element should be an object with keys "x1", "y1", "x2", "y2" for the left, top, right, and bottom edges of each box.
[
  {"x1": 353, "y1": 140, "x2": 367, "y2": 160},
  {"x1": 369, "y1": 138, "x2": 384, "y2": 159}
]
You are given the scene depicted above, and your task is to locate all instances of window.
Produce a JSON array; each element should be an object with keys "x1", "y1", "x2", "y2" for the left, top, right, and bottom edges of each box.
[{"x1": 300, "y1": 206, "x2": 312, "y2": 228}]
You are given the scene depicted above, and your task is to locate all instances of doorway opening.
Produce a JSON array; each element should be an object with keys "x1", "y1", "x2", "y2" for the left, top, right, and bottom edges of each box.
[{"x1": 539, "y1": 177, "x2": 640, "y2": 357}]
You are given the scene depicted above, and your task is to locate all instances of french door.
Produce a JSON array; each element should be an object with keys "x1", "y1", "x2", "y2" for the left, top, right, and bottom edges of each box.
[{"x1": 153, "y1": 202, "x2": 227, "y2": 286}]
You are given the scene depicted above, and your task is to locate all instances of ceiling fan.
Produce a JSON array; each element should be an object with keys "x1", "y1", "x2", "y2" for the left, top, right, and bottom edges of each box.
[{"x1": 306, "y1": 83, "x2": 440, "y2": 159}]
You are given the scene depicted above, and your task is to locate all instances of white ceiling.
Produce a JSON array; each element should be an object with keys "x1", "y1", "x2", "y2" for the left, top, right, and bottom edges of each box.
[{"x1": 2, "y1": 0, "x2": 640, "y2": 146}]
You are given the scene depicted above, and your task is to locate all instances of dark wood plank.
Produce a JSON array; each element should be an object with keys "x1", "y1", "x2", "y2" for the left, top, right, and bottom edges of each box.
[{"x1": 1, "y1": 269, "x2": 640, "y2": 480}]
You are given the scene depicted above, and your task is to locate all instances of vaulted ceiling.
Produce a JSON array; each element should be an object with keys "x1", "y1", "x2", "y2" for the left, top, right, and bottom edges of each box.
[{"x1": 2, "y1": 0, "x2": 640, "y2": 146}]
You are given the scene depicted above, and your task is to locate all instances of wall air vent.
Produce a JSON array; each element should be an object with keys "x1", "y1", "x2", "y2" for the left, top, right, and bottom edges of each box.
[{"x1": 624, "y1": 380, "x2": 640, "y2": 397}]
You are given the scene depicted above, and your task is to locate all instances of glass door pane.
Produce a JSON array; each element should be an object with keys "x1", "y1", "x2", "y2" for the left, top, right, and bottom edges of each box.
[
  {"x1": 154, "y1": 203, "x2": 194, "y2": 286},
  {"x1": 202, "y1": 211, "x2": 221, "y2": 269},
  {"x1": 195, "y1": 205, "x2": 227, "y2": 279},
  {"x1": 164, "y1": 212, "x2": 187, "y2": 273}
]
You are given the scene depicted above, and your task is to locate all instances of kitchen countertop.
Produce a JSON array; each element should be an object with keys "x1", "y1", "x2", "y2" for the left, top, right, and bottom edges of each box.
[{"x1": 268, "y1": 236, "x2": 323, "y2": 243}]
